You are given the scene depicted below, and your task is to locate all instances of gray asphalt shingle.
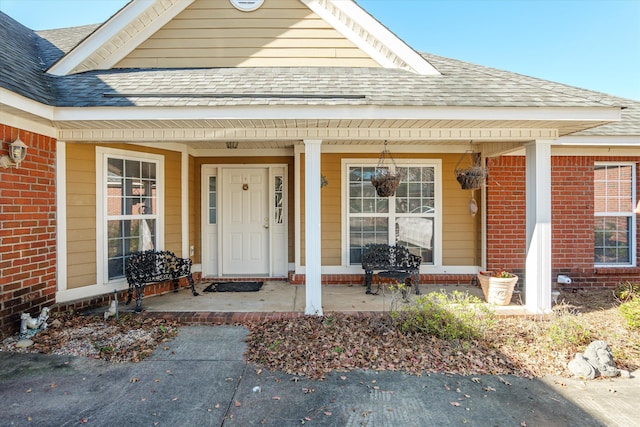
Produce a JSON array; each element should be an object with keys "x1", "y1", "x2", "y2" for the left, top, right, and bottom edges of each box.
[{"x1": 0, "y1": 11, "x2": 638, "y2": 136}]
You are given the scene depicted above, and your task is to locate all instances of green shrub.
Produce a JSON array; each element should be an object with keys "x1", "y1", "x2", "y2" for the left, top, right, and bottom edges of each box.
[
  {"x1": 614, "y1": 281, "x2": 640, "y2": 302},
  {"x1": 390, "y1": 290, "x2": 494, "y2": 340},
  {"x1": 619, "y1": 298, "x2": 640, "y2": 330}
]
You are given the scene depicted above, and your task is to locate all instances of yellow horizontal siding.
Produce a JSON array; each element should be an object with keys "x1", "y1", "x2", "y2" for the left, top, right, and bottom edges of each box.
[
  {"x1": 66, "y1": 143, "x2": 97, "y2": 288},
  {"x1": 115, "y1": 0, "x2": 379, "y2": 69}
]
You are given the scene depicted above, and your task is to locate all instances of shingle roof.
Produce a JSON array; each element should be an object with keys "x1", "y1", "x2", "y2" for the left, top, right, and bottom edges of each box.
[
  {"x1": 47, "y1": 60, "x2": 626, "y2": 109},
  {"x1": 0, "y1": 12, "x2": 55, "y2": 104},
  {"x1": 36, "y1": 24, "x2": 101, "y2": 69},
  {"x1": 1, "y1": 12, "x2": 638, "y2": 136}
]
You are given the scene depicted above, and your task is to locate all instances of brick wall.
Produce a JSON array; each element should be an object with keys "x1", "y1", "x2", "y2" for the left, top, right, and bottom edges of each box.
[
  {"x1": 487, "y1": 155, "x2": 640, "y2": 289},
  {"x1": 485, "y1": 156, "x2": 526, "y2": 277},
  {"x1": 0, "y1": 125, "x2": 57, "y2": 339}
]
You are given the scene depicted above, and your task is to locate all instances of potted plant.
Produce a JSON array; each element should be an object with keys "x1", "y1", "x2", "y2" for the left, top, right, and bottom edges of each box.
[
  {"x1": 371, "y1": 169, "x2": 402, "y2": 197},
  {"x1": 477, "y1": 270, "x2": 518, "y2": 305},
  {"x1": 455, "y1": 165, "x2": 487, "y2": 190}
]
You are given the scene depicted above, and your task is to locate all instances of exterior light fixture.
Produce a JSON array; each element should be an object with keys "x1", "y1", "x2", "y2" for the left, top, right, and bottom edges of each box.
[
  {"x1": 226, "y1": 141, "x2": 239, "y2": 149},
  {"x1": 1, "y1": 136, "x2": 28, "y2": 168}
]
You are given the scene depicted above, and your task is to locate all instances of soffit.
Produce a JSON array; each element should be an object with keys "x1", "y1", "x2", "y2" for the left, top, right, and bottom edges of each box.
[{"x1": 54, "y1": 117, "x2": 614, "y2": 143}]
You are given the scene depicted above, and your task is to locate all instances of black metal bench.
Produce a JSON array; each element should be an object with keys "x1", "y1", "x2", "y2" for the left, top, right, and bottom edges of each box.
[
  {"x1": 362, "y1": 244, "x2": 421, "y2": 295},
  {"x1": 125, "y1": 250, "x2": 199, "y2": 312}
]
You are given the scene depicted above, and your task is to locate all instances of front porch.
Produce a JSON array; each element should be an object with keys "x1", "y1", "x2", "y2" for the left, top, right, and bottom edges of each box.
[{"x1": 125, "y1": 281, "x2": 528, "y2": 321}]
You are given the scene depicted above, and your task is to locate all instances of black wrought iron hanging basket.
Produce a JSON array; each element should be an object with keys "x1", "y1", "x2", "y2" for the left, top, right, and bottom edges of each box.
[
  {"x1": 454, "y1": 147, "x2": 488, "y2": 190},
  {"x1": 371, "y1": 141, "x2": 403, "y2": 197}
]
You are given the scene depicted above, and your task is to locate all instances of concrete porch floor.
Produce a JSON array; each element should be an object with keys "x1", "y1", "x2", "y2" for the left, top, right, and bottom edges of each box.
[{"x1": 135, "y1": 281, "x2": 528, "y2": 316}]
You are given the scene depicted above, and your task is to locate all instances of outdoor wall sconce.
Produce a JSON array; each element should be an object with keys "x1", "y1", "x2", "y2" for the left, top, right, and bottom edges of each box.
[
  {"x1": 226, "y1": 141, "x2": 239, "y2": 149},
  {"x1": 1, "y1": 136, "x2": 28, "y2": 168}
]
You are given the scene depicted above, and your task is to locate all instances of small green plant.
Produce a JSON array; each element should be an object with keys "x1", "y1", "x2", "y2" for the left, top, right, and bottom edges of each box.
[
  {"x1": 619, "y1": 298, "x2": 640, "y2": 330},
  {"x1": 614, "y1": 281, "x2": 640, "y2": 302},
  {"x1": 544, "y1": 305, "x2": 591, "y2": 349},
  {"x1": 268, "y1": 339, "x2": 282, "y2": 351},
  {"x1": 390, "y1": 290, "x2": 494, "y2": 340}
]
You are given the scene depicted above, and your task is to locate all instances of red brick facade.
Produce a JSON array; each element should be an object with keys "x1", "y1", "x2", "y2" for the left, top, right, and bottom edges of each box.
[
  {"x1": 487, "y1": 155, "x2": 640, "y2": 289},
  {"x1": 0, "y1": 125, "x2": 57, "y2": 339}
]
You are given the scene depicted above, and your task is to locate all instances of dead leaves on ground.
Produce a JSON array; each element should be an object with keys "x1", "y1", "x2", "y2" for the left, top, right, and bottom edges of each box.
[{"x1": 244, "y1": 306, "x2": 640, "y2": 380}]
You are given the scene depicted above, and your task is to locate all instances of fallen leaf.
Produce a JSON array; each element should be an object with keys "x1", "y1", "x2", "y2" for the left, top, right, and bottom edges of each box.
[{"x1": 498, "y1": 377, "x2": 512, "y2": 386}]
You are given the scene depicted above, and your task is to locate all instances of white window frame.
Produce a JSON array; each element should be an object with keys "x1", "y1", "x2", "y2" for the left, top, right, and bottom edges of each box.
[
  {"x1": 96, "y1": 147, "x2": 165, "y2": 285},
  {"x1": 342, "y1": 158, "x2": 442, "y2": 270},
  {"x1": 594, "y1": 161, "x2": 636, "y2": 267}
]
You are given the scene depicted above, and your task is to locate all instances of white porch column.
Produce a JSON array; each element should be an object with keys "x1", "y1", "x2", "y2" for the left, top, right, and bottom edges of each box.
[
  {"x1": 304, "y1": 139, "x2": 323, "y2": 315},
  {"x1": 525, "y1": 140, "x2": 553, "y2": 313}
]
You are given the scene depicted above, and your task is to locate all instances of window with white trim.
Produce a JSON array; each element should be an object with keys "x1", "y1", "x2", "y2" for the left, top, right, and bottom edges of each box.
[
  {"x1": 594, "y1": 163, "x2": 636, "y2": 266},
  {"x1": 347, "y1": 163, "x2": 437, "y2": 265},
  {"x1": 103, "y1": 154, "x2": 160, "y2": 280}
]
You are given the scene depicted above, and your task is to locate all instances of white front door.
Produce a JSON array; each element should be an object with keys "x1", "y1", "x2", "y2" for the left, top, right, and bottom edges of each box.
[{"x1": 222, "y1": 168, "x2": 269, "y2": 275}]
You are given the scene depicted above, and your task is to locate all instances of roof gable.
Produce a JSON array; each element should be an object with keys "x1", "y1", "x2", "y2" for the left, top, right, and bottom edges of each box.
[{"x1": 47, "y1": 0, "x2": 439, "y2": 76}]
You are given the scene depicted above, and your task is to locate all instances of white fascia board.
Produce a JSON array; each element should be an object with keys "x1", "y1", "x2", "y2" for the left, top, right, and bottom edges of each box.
[
  {"x1": 328, "y1": 0, "x2": 440, "y2": 75},
  {"x1": 302, "y1": 0, "x2": 439, "y2": 75},
  {"x1": 1, "y1": 88, "x2": 55, "y2": 120},
  {"x1": 48, "y1": 0, "x2": 195, "y2": 76},
  {"x1": 51, "y1": 105, "x2": 622, "y2": 122},
  {"x1": 555, "y1": 135, "x2": 640, "y2": 146}
]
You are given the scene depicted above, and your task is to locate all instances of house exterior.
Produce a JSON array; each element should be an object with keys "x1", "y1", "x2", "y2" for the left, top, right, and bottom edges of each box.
[{"x1": 1, "y1": 0, "x2": 639, "y2": 337}]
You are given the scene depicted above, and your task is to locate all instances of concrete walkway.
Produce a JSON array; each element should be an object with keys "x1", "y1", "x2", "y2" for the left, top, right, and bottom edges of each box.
[{"x1": 1, "y1": 326, "x2": 637, "y2": 426}]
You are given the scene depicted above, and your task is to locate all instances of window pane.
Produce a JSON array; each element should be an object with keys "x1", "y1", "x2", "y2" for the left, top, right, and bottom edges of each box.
[
  {"x1": 594, "y1": 164, "x2": 633, "y2": 213},
  {"x1": 594, "y1": 216, "x2": 630, "y2": 264},
  {"x1": 396, "y1": 217, "x2": 434, "y2": 264},
  {"x1": 274, "y1": 175, "x2": 283, "y2": 224},
  {"x1": 106, "y1": 158, "x2": 158, "y2": 279},
  {"x1": 349, "y1": 217, "x2": 388, "y2": 264},
  {"x1": 209, "y1": 176, "x2": 217, "y2": 224}
]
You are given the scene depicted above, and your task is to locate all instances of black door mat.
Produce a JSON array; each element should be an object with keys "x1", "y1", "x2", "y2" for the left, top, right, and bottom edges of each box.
[{"x1": 202, "y1": 281, "x2": 263, "y2": 292}]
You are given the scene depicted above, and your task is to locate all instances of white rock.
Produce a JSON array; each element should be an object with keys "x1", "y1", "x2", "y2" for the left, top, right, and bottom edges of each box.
[{"x1": 16, "y1": 339, "x2": 34, "y2": 348}]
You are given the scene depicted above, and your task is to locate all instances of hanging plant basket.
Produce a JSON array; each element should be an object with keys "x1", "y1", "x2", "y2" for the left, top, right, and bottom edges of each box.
[
  {"x1": 455, "y1": 165, "x2": 488, "y2": 190},
  {"x1": 454, "y1": 147, "x2": 487, "y2": 190},
  {"x1": 372, "y1": 170, "x2": 402, "y2": 197},
  {"x1": 371, "y1": 141, "x2": 403, "y2": 197}
]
